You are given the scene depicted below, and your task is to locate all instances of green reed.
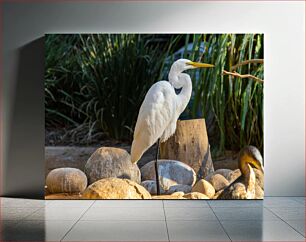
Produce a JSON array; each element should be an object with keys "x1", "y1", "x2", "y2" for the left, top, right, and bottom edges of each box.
[
  {"x1": 45, "y1": 34, "x2": 180, "y2": 143},
  {"x1": 45, "y1": 34, "x2": 263, "y2": 156},
  {"x1": 178, "y1": 34, "x2": 264, "y2": 156}
]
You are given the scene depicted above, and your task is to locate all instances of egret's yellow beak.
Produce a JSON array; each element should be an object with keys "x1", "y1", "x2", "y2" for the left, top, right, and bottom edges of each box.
[{"x1": 186, "y1": 61, "x2": 214, "y2": 68}]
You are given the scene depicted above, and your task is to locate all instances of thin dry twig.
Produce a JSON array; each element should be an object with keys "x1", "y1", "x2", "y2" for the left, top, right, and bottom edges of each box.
[
  {"x1": 231, "y1": 59, "x2": 264, "y2": 71},
  {"x1": 223, "y1": 70, "x2": 264, "y2": 83}
]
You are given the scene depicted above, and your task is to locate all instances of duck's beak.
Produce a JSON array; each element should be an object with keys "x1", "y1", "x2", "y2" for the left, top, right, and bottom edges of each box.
[
  {"x1": 186, "y1": 61, "x2": 214, "y2": 68},
  {"x1": 252, "y1": 159, "x2": 264, "y2": 174}
]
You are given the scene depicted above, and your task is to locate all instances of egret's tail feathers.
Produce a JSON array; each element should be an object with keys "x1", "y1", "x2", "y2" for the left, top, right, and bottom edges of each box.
[
  {"x1": 130, "y1": 140, "x2": 142, "y2": 164},
  {"x1": 131, "y1": 134, "x2": 154, "y2": 164},
  {"x1": 130, "y1": 150, "x2": 140, "y2": 164},
  {"x1": 131, "y1": 156, "x2": 140, "y2": 164}
]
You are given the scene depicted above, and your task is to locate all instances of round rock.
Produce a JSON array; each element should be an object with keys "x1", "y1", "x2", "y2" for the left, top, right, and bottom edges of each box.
[
  {"x1": 167, "y1": 184, "x2": 192, "y2": 194},
  {"x1": 227, "y1": 169, "x2": 242, "y2": 183},
  {"x1": 205, "y1": 169, "x2": 233, "y2": 182},
  {"x1": 85, "y1": 147, "x2": 141, "y2": 184},
  {"x1": 152, "y1": 192, "x2": 185, "y2": 199},
  {"x1": 141, "y1": 180, "x2": 165, "y2": 195},
  {"x1": 184, "y1": 192, "x2": 209, "y2": 199},
  {"x1": 45, "y1": 193, "x2": 84, "y2": 200},
  {"x1": 192, "y1": 179, "x2": 215, "y2": 198},
  {"x1": 166, "y1": 184, "x2": 192, "y2": 194},
  {"x1": 208, "y1": 174, "x2": 230, "y2": 192},
  {"x1": 213, "y1": 189, "x2": 224, "y2": 199},
  {"x1": 140, "y1": 159, "x2": 196, "y2": 187},
  {"x1": 82, "y1": 178, "x2": 151, "y2": 199},
  {"x1": 46, "y1": 167, "x2": 87, "y2": 194}
]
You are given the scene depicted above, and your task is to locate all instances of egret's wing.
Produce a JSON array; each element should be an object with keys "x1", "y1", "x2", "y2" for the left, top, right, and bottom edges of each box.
[{"x1": 131, "y1": 81, "x2": 175, "y2": 163}]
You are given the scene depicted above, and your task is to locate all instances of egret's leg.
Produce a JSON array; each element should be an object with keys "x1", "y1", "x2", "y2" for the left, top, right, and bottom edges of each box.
[{"x1": 155, "y1": 139, "x2": 161, "y2": 195}]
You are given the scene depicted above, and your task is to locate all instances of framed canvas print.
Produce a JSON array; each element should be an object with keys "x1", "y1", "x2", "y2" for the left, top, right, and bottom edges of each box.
[{"x1": 45, "y1": 34, "x2": 264, "y2": 200}]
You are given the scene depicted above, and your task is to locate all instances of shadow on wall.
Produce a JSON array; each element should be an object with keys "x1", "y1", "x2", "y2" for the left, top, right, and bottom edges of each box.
[
  {"x1": 4, "y1": 37, "x2": 45, "y2": 198},
  {"x1": 1, "y1": 219, "x2": 46, "y2": 241}
]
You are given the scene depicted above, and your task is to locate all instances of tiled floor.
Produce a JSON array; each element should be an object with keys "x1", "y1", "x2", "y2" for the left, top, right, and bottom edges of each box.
[{"x1": 0, "y1": 197, "x2": 304, "y2": 241}]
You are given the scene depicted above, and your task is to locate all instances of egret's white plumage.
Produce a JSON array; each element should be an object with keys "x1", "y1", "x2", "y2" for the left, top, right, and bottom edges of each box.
[{"x1": 131, "y1": 59, "x2": 213, "y2": 163}]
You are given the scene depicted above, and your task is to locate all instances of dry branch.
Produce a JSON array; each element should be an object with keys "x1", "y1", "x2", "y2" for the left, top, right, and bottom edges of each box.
[
  {"x1": 231, "y1": 59, "x2": 264, "y2": 71},
  {"x1": 223, "y1": 70, "x2": 264, "y2": 83}
]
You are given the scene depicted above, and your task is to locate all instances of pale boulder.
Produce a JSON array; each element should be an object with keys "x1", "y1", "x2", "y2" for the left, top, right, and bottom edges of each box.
[
  {"x1": 141, "y1": 180, "x2": 165, "y2": 195},
  {"x1": 152, "y1": 192, "x2": 185, "y2": 199},
  {"x1": 167, "y1": 184, "x2": 192, "y2": 194},
  {"x1": 82, "y1": 178, "x2": 151, "y2": 199},
  {"x1": 227, "y1": 169, "x2": 242, "y2": 183},
  {"x1": 192, "y1": 179, "x2": 215, "y2": 198},
  {"x1": 141, "y1": 159, "x2": 196, "y2": 188},
  {"x1": 45, "y1": 193, "x2": 84, "y2": 200},
  {"x1": 208, "y1": 174, "x2": 230, "y2": 192},
  {"x1": 205, "y1": 169, "x2": 232, "y2": 182},
  {"x1": 213, "y1": 189, "x2": 224, "y2": 199},
  {"x1": 85, "y1": 147, "x2": 141, "y2": 184},
  {"x1": 141, "y1": 180, "x2": 191, "y2": 195},
  {"x1": 46, "y1": 167, "x2": 87, "y2": 194},
  {"x1": 184, "y1": 192, "x2": 209, "y2": 199}
]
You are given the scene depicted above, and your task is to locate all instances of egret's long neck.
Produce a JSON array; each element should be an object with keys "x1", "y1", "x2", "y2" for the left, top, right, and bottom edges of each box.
[{"x1": 168, "y1": 70, "x2": 192, "y2": 115}]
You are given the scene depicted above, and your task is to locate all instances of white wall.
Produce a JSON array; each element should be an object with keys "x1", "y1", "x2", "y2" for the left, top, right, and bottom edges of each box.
[{"x1": 2, "y1": 1, "x2": 305, "y2": 197}]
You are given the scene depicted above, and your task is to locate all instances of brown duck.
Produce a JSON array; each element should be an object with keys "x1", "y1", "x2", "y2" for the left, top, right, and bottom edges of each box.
[{"x1": 217, "y1": 146, "x2": 264, "y2": 199}]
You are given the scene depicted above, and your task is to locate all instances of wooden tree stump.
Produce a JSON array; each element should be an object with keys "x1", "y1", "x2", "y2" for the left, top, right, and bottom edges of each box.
[{"x1": 160, "y1": 119, "x2": 214, "y2": 180}]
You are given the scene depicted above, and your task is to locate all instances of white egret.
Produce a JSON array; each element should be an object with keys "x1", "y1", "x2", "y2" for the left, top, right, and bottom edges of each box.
[{"x1": 131, "y1": 58, "x2": 214, "y2": 195}]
